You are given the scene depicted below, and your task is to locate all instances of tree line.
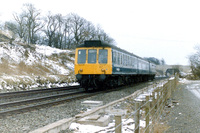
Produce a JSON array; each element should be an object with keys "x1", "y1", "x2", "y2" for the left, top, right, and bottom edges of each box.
[{"x1": 2, "y1": 3, "x2": 115, "y2": 49}]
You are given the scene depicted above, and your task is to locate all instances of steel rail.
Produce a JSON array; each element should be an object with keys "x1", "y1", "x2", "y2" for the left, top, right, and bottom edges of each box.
[
  {"x1": 0, "y1": 90, "x2": 84, "y2": 108},
  {"x1": 0, "y1": 92, "x2": 91, "y2": 116},
  {"x1": 0, "y1": 85, "x2": 80, "y2": 98}
]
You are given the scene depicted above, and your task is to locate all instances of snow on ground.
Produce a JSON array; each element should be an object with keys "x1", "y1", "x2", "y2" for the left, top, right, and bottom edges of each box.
[
  {"x1": 179, "y1": 78, "x2": 200, "y2": 100},
  {"x1": 69, "y1": 118, "x2": 145, "y2": 133},
  {"x1": 0, "y1": 42, "x2": 76, "y2": 92},
  {"x1": 0, "y1": 42, "x2": 24, "y2": 64},
  {"x1": 179, "y1": 78, "x2": 191, "y2": 84},
  {"x1": 35, "y1": 44, "x2": 71, "y2": 56},
  {"x1": 68, "y1": 81, "x2": 171, "y2": 133}
]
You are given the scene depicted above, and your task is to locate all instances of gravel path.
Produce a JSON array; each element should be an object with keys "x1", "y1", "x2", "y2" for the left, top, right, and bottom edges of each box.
[
  {"x1": 0, "y1": 81, "x2": 154, "y2": 133},
  {"x1": 163, "y1": 80, "x2": 200, "y2": 133}
]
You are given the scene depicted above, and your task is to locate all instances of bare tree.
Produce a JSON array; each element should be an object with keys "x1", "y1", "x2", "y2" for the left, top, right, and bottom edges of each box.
[
  {"x1": 13, "y1": 13, "x2": 27, "y2": 42},
  {"x1": 43, "y1": 13, "x2": 67, "y2": 48},
  {"x1": 66, "y1": 13, "x2": 115, "y2": 47},
  {"x1": 55, "y1": 14, "x2": 64, "y2": 48},
  {"x1": 95, "y1": 25, "x2": 114, "y2": 44},
  {"x1": 13, "y1": 3, "x2": 44, "y2": 44},
  {"x1": 189, "y1": 45, "x2": 200, "y2": 78},
  {"x1": 63, "y1": 17, "x2": 73, "y2": 49},
  {"x1": 67, "y1": 13, "x2": 87, "y2": 46},
  {"x1": 22, "y1": 3, "x2": 44, "y2": 44},
  {"x1": 83, "y1": 21, "x2": 96, "y2": 40},
  {"x1": 43, "y1": 12, "x2": 59, "y2": 47}
]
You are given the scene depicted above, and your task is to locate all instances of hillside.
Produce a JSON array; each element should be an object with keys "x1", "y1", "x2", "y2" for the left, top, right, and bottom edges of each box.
[{"x1": 0, "y1": 36, "x2": 76, "y2": 92}]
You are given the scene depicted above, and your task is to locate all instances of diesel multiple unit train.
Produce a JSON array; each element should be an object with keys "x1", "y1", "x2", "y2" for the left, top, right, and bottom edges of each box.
[{"x1": 74, "y1": 40, "x2": 156, "y2": 90}]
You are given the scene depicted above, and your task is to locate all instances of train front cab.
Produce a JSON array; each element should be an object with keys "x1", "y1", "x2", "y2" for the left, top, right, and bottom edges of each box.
[{"x1": 74, "y1": 47, "x2": 112, "y2": 90}]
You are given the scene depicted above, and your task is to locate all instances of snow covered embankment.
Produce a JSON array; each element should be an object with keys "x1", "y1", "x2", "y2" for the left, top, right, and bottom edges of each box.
[{"x1": 0, "y1": 42, "x2": 76, "y2": 92}]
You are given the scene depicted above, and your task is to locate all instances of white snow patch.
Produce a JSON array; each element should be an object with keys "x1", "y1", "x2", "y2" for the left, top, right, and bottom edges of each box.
[
  {"x1": 35, "y1": 45, "x2": 70, "y2": 56},
  {"x1": 69, "y1": 118, "x2": 146, "y2": 133},
  {"x1": 179, "y1": 79, "x2": 200, "y2": 100},
  {"x1": 190, "y1": 89, "x2": 200, "y2": 99}
]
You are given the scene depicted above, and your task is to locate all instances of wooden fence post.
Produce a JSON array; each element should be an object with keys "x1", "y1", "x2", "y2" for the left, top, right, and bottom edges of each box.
[
  {"x1": 115, "y1": 115, "x2": 122, "y2": 133},
  {"x1": 165, "y1": 81, "x2": 170, "y2": 100},
  {"x1": 160, "y1": 86, "x2": 164, "y2": 115},
  {"x1": 151, "y1": 91, "x2": 155, "y2": 123},
  {"x1": 155, "y1": 89, "x2": 160, "y2": 121},
  {"x1": 145, "y1": 95, "x2": 150, "y2": 133},
  {"x1": 134, "y1": 102, "x2": 140, "y2": 133}
]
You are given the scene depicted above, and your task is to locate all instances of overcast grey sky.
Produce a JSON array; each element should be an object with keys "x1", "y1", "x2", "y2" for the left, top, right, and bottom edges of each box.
[{"x1": 1, "y1": 0, "x2": 199, "y2": 65}]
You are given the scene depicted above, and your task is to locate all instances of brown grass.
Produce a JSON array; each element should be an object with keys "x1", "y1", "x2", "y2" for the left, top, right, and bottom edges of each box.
[
  {"x1": 138, "y1": 122, "x2": 169, "y2": 133},
  {"x1": 0, "y1": 59, "x2": 13, "y2": 75},
  {"x1": 16, "y1": 61, "x2": 52, "y2": 76},
  {"x1": 153, "y1": 122, "x2": 170, "y2": 133}
]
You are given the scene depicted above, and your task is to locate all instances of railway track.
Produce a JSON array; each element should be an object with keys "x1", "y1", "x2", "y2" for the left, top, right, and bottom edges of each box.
[
  {"x1": 0, "y1": 85, "x2": 80, "y2": 98},
  {"x1": 0, "y1": 84, "x2": 121, "y2": 116},
  {"x1": 0, "y1": 85, "x2": 121, "y2": 116},
  {"x1": 0, "y1": 77, "x2": 167, "y2": 117},
  {"x1": 0, "y1": 86, "x2": 92, "y2": 116}
]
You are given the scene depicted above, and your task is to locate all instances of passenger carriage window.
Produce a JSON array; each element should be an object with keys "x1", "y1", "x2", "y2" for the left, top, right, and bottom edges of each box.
[
  {"x1": 126, "y1": 55, "x2": 128, "y2": 66},
  {"x1": 78, "y1": 49, "x2": 86, "y2": 64},
  {"x1": 113, "y1": 51, "x2": 116, "y2": 64},
  {"x1": 127, "y1": 56, "x2": 129, "y2": 66},
  {"x1": 118, "y1": 53, "x2": 120, "y2": 65},
  {"x1": 99, "y1": 49, "x2": 108, "y2": 64},
  {"x1": 130, "y1": 57, "x2": 132, "y2": 66},
  {"x1": 88, "y1": 49, "x2": 97, "y2": 63},
  {"x1": 116, "y1": 52, "x2": 119, "y2": 65},
  {"x1": 123, "y1": 54, "x2": 125, "y2": 65},
  {"x1": 118, "y1": 52, "x2": 120, "y2": 65},
  {"x1": 120, "y1": 54, "x2": 122, "y2": 65},
  {"x1": 122, "y1": 54, "x2": 124, "y2": 65},
  {"x1": 132, "y1": 57, "x2": 135, "y2": 67},
  {"x1": 125, "y1": 55, "x2": 128, "y2": 66}
]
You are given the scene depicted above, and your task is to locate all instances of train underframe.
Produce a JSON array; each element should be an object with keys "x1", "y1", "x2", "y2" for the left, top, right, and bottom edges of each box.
[{"x1": 76, "y1": 74, "x2": 155, "y2": 91}]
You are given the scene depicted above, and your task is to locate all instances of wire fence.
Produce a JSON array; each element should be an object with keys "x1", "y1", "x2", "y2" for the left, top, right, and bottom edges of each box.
[{"x1": 114, "y1": 75, "x2": 179, "y2": 133}]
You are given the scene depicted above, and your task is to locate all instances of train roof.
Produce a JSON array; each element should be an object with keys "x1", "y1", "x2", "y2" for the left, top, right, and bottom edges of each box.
[
  {"x1": 77, "y1": 40, "x2": 153, "y2": 63},
  {"x1": 77, "y1": 40, "x2": 130, "y2": 53},
  {"x1": 76, "y1": 40, "x2": 112, "y2": 48}
]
